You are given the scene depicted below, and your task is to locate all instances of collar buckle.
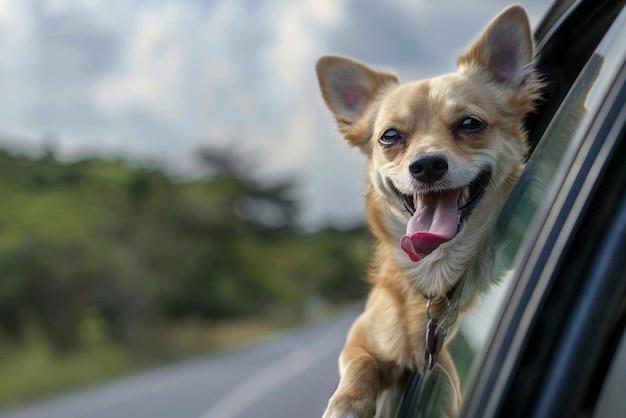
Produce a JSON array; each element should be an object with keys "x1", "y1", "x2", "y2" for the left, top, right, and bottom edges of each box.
[{"x1": 424, "y1": 296, "x2": 459, "y2": 370}]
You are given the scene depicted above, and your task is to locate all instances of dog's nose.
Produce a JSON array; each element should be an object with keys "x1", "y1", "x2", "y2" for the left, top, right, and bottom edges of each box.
[{"x1": 409, "y1": 155, "x2": 448, "y2": 184}]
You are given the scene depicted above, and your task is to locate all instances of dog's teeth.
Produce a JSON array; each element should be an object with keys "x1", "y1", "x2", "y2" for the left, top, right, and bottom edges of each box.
[{"x1": 458, "y1": 187, "x2": 469, "y2": 207}]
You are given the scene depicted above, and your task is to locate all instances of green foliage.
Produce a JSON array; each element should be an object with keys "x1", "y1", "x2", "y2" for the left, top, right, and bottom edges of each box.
[
  {"x1": 0, "y1": 317, "x2": 133, "y2": 408},
  {"x1": 0, "y1": 146, "x2": 369, "y2": 361}
]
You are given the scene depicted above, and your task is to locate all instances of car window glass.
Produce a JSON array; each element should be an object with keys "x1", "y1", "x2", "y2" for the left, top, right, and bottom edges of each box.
[
  {"x1": 397, "y1": 28, "x2": 623, "y2": 418},
  {"x1": 457, "y1": 2, "x2": 626, "y2": 385},
  {"x1": 380, "y1": 4, "x2": 626, "y2": 416},
  {"x1": 455, "y1": 51, "x2": 603, "y2": 358},
  {"x1": 455, "y1": 0, "x2": 626, "y2": 403},
  {"x1": 385, "y1": 54, "x2": 601, "y2": 418}
]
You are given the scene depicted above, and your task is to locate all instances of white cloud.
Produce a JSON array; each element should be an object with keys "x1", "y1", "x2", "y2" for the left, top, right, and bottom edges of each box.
[
  {"x1": 265, "y1": 0, "x2": 343, "y2": 91},
  {"x1": 0, "y1": 0, "x2": 553, "y2": 227},
  {"x1": 0, "y1": 0, "x2": 33, "y2": 42},
  {"x1": 92, "y1": 5, "x2": 185, "y2": 120}
]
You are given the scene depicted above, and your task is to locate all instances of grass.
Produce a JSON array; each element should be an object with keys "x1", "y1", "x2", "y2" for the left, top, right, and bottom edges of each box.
[
  {"x1": 0, "y1": 316, "x2": 284, "y2": 411},
  {"x1": 155, "y1": 317, "x2": 283, "y2": 359},
  {"x1": 0, "y1": 301, "x2": 348, "y2": 411},
  {"x1": 0, "y1": 339, "x2": 133, "y2": 409}
]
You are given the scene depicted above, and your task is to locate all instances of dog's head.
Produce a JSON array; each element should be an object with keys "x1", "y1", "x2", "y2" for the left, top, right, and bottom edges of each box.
[{"x1": 316, "y1": 6, "x2": 542, "y2": 296}]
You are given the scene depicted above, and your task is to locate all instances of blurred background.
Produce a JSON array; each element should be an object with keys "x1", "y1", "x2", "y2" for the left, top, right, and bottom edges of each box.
[{"x1": 0, "y1": 0, "x2": 550, "y2": 415}]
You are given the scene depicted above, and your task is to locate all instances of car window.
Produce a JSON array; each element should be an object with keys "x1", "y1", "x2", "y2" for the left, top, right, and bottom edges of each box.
[
  {"x1": 448, "y1": 52, "x2": 601, "y2": 400},
  {"x1": 383, "y1": 49, "x2": 598, "y2": 418},
  {"x1": 457, "y1": 1, "x2": 626, "y2": 388},
  {"x1": 456, "y1": 51, "x2": 603, "y2": 360},
  {"x1": 457, "y1": 0, "x2": 626, "y2": 386},
  {"x1": 456, "y1": 0, "x2": 626, "y2": 407},
  {"x1": 384, "y1": 3, "x2": 626, "y2": 417}
]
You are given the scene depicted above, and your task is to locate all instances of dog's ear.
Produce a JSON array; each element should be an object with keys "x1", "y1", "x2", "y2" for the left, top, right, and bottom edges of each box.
[
  {"x1": 316, "y1": 56, "x2": 398, "y2": 149},
  {"x1": 457, "y1": 6, "x2": 535, "y2": 88}
]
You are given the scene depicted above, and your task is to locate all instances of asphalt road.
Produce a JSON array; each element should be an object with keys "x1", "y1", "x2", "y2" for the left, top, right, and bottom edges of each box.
[{"x1": 0, "y1": 307, "x2": 360, "y2": 418}]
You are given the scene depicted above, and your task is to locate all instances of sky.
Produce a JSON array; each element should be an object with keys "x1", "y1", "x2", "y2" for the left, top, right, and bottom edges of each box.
[{"x1": 0, "y1": 0, "x2": 551, "y2": 228}]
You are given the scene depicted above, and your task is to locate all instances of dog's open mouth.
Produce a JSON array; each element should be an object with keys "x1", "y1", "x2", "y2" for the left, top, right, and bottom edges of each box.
[{"x1": 396, "y1": 169, "x2": 491, "y2": 262}]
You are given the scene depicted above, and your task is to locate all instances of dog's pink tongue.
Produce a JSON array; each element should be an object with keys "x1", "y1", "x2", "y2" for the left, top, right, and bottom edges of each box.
[{"x1": 400, "y1": 190, "x2": 460, "y2": 262}]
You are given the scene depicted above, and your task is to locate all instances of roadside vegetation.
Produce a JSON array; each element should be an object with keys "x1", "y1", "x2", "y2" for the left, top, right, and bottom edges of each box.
[{"x1": 0, "y1": 146, "x2": 369, "y2": 409}]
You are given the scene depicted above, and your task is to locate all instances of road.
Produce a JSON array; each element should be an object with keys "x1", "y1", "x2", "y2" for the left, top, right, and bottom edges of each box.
[{"x1": 0, "y1": 307, "x2": 360, "y2": 418}]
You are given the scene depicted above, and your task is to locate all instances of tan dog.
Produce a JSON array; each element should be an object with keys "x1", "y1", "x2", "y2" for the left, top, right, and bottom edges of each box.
[{"x1": 316, "y1": 6, "x2": 542, "y2": 418}]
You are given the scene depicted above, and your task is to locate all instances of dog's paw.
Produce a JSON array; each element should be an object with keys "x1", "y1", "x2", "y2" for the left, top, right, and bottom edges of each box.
[{"x1": 322, "y1": 393, "x2": 376, "y2": 418}]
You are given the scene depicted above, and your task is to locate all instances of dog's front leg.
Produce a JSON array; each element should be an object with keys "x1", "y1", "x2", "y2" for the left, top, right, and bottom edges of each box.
[{"x1": 323, "y1": 318, "x2": 380, "y2": 418}]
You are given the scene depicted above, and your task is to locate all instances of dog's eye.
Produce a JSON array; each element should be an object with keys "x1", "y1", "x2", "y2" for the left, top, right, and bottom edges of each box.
[
  {"x1": 379, "y1": 129, "x2": 403, "y2": 146},
  {"x1": 458, "y1": 117, "x2": 486, "y2": 134}
]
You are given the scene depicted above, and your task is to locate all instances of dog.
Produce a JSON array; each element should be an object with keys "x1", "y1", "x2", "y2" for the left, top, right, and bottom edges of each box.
[{"x1": 315, "y1": 6, "x2": 542, "y2": 418}]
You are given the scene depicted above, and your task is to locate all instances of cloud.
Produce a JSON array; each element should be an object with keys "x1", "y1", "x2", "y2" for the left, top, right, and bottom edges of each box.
[
  {"x1": 92, "y1": 4, "x2": 185, "y2": 120},
  {"x1": 266, "y1": 0, "x2": 343, "y2": 90},
  {"x1": 0, "y1": 0, "x2": 123, "y2": 141},
  {"x1": 0, "y1": 0, "x2": 552, "y2": 227}
]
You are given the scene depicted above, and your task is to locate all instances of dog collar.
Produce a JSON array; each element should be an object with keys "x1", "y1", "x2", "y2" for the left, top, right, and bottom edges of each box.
[{"x1": 424, "y1": 295, "x2": 459, "y2": 370}]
